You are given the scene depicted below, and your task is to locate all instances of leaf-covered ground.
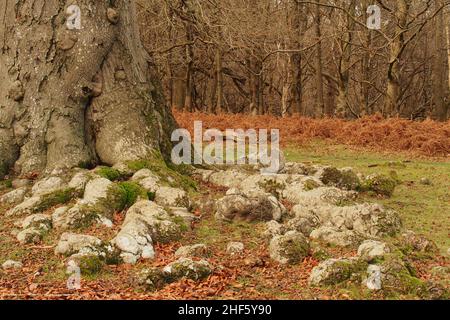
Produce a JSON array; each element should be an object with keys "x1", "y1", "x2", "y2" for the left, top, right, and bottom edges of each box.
[{"x1": 0, "y1": 142, "x2": 448, "y2": 300}]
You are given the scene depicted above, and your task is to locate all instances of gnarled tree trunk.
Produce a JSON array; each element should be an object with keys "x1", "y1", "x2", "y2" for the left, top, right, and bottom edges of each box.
[{"x1": 0, "y1": 0, "x2": 176, "y2": 178}]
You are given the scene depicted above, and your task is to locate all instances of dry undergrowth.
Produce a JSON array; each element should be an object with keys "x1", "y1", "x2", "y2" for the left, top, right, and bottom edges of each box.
[{"x1": 174, "y1": 111, "x2": 450, "y2": 158}]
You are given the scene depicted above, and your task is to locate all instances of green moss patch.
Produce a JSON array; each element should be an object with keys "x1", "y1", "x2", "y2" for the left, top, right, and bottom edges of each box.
[
  {"x1": 34, "y1": 188, "x2": 79, "y2": 212},
  {"x1": 304, "y1": 179, "x2": 320, "y2": 191},
  {"x1": 362, "y1": 174, "x2": 397, "y2": 197},
  {"x1": 126, "y1": 152, "x2": 197, "y2": 193},
  {"x1": 0, "y1": 179, "x2": 12, "y2": 190},
  {"x1": 259, "y1": 180, "x2": 285, "y2": 198},
  {"x1": 115, "y1": 182, "x2": 148, "y2": 210},
  {"x1": 95, "y1": 166, "x2": 122, "y2": 181},
  {"x1": 77, "y1": 255, "x2": 104, "y2": 276},
  {"x1": 377, "y1": 254, "x2": 427, "y2": 297}
]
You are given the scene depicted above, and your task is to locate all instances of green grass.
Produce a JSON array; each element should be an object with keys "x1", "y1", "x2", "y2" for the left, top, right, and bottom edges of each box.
[
  {"x1": 95, "y1": 166, "x2": 122, "y2": 181},
  {"x1": 127, "y1": 158, "x2": 198, "y2": 193},
  {"x1": 285, "y1": 141, "x2": 450, "y2": 254},
  {"x1": 34, "y1": 188, "x2": 79, "y2": 212},
  {"x1": 115, "y1": 181, "x2": 148, "y2": 210},
  {"x1": 191, "y1": 214, "x2": 265, "y2": 251}
]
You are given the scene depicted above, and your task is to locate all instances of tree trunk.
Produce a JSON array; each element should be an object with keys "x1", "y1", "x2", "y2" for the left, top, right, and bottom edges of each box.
[
  {"x1": 335, "y1": 0, "x2": 355, "y2": 118},
  {"x1": 385, "y1": 0, "x2": 408, "y2": 116},
  {"x1": 215, "y1": 48, "x2": 223, "y2": 113},
  {"x1": 362, "y1": 0, "x2": 374, "y2": 115},
  {"x1": 207, "y1": 68, "x2": 217, "y2": 114},
  {"x1": 248, "y1": 57, "x2": 260, "y2": 115},
  {"x1": 432, "y1": 0, "x2": 449, "y2": 121},
  {"x1": 284, "y1": 0, "x2": 306, "y2": 117},
  {"x1": 314, "y1": 0, "x2": 325, "y2": 116},
  {"x1": 0, "y1": 0, "x2": 176, "y2": 178},
  {"x1": 182, "y1": 0, "x2": 195, "y2": 112},
  {"x1": 447, "y1": 21, "x2": 450, "y2": 99},
  {"x1": 172, "y1": 76, "x2": 187, "y2": 111}
]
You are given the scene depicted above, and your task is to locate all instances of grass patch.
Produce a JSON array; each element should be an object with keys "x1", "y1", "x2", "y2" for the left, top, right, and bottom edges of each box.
[
  {"x1": 191, "y1": 211, "x2": 265, "y2": 251},
  {"x1": 127, "y1": 157, "x2": 197, "y2": 193},
  {"x1": 0, "y1": 179, "x2": 12, "y2": 189},
  {"x1": 95, "y1": 166, "x2": 122, "y2": 181},
  {"x1": 285, "y1": 141, "x2": 450, "y2": 254},
  {"x1": 116, "y1": 182, "x2": 148, "y2": 210},
  {"x1": 34, "y1": 188, "x2": 79, "y2": 212}
]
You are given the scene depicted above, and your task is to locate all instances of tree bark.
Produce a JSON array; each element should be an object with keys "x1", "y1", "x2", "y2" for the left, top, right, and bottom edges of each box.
[
  {"x1": 283, "y1": 0, "x2": 306, "y2": 117},
  {"x1": 215, "y1": 47, "x2": 223, "y2": 113},
  {"x1": 314, "y1": 0, "x2": 325, "y2": 116},
  {"x1": 182, "y1": 0, "x2": 195, "y2": 112},
  {"x1": 432, "y1": 0, "x2": 449, "y2": 121},
  {"x1": 335, "y1": 0, "x2": 356, "y2": 118},
  {"x1": 290, "y1": 1, "x2": 307, "y2": 115},
  {"x1": 385, "y1": 0, "x2": 408, "y2": 116},
  {"x1": 248, "y1": 57, "x2": 261, "y2": 115},
  {"x1": 0, "y1": 0, "x2": 176, "y2": 178}
]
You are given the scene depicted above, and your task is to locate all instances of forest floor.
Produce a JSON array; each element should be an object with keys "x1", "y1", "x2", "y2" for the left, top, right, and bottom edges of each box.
[
  {"x1": 0, "y1": 114, "x2": 449, "y2": 300},
  {"x1": 0, "y1": 140, "x2": 448, "y2": 300}
]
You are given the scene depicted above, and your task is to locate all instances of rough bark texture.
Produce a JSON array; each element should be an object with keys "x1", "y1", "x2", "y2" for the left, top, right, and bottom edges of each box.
[
  {"x1": 0, "y1": 0, "x2": 176, "y2": 178},
  {"x1": 385, "y1": 0, "x2": 408, "y2": 116},
  {"x1": 314, "y1": 0, "x2": 325, "y2": 116},
  {"x1": 432, "y1": 0, "x2": 449, "y2": 121},
  {"x1": 335, "y1": 0, "x2": 355, "y2": 118}
]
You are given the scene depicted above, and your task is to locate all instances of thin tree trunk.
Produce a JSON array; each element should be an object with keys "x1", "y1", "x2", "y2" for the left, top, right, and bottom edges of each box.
[
  {"x1": 215, "y1": 48, "x2": 224, "y2": 113},
  {"x1": 208, "y1": 68, "x2": 218, "y2": 114},
  {"x1": 183, "y1": 0, "x2": 195, "y2": 112},
  {"x1": 362, "y1": 0, "x2": 374, "y2": 115},
  {"x1": 432, "y1": 0, "x2": 449, "y2": 121},
  {"x1": 314, "y1": 0, "x2": 325, "y2": 116},
  {"x1": 248, "y1": 57, "x2": 259, "y2": 115},
  {"x1": 447, "y1": 23, "x2": 450, "y2": 96},
  {"x1": 336, "y1": 0, "x2": 356, "y2": 118},
  {"x1": 285, "y1": 0, "x2": 306, "y2": 116},
  {"x1": 447, "y1": 21, "x2": 450, "y2": 98}
]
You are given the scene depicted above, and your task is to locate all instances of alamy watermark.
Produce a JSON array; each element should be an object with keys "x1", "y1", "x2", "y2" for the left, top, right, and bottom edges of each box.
[
  {"x1": 367, "y1": 5, "x2": 382, "y2": 30},
  {"x1": 66, "y1": 5, "x2": 81, "y2": 30},
  {"x1": 66, "y1": 260, "x2": 81, "y2": 290},
  {"x1": 64, "y1": 4, "x2": 381, "y2": 32},
  {"x1": 171, "y1": 121, "x2": 282, "y2": 175}
]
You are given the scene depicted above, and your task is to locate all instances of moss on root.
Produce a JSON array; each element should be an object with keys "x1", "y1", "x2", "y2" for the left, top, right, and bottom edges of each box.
[
  {"x1": 320, "y1": 167, "x2": 360, "y2": 190},
  {"x1": 0, "y1": 163, "x2": 8, "y2": 179},
  {"x1": 304, "y1": 179, "x2": 320, "y2": 191},
  {"x1": 330, "y1": 260, "x2": 368, "y2": 285},
  {"x1": 259, "y1": 180, "x2": 286, "y2": 198},
  {"x1": 71, "y1": 207, "x2": 104, "y2": 230},
  {"x1": 362, "y1": 174, "x2": 397, "y2": 197},
  {"x1": 280, "y1": 241, "x2": 310, "y2": 265},
  {"x1": 115, "y1": 182, "x2": 148, "y2": 210},
  {"x1": 0, "y1": 179, "x2": 12, "y2": 190},
  {"x1": 34, "y1": 188, "x2": 80, "y2": 212},
  {"x1": 126, "y1": 152, "x2": 197, "y2": 193},
  {"x1": 378, "y1": 254, "x2": 427, "y2": 297},
  {"x1": 77, "y1": 255, "x2": 104, "y2": 276},
  {"x1": 95, "y1": 166, "x2": 123, "y2": 181},
  {"x1": 137, "y1": 268, "x2": 167, "y2": 291},
  {"x1": 172, "y1": 216, "x2": 189, "y2": 233},
  {"x1": 150, "y1": 220, "x2": 184, "y2": 244}
]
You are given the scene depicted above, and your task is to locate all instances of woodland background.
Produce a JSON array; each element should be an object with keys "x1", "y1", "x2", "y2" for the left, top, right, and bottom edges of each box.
[{"x1": 136, "y1": 0, "x2": 450, "y2": 121}]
